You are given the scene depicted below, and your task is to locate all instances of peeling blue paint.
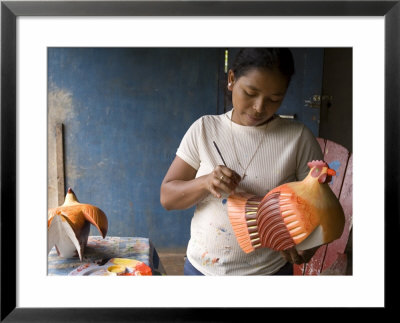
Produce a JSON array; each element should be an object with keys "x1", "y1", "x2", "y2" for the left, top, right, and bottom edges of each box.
[
  {"x1": 329, "y1": 160, "x2": 341, "y2": 173},
  {"x1": 328, "y1": 160, "x2": 341, "y2": 185}
]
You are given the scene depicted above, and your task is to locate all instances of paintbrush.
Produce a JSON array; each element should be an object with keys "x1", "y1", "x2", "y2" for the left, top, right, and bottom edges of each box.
[{"x1": 213, "y1": 141, "x2": 227, "y2": 167}]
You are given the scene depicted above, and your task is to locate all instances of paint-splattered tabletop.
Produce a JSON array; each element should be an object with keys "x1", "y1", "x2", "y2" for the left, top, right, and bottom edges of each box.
[{"x1": 47, "y1": 236, "x2": 166, "y2": 276}]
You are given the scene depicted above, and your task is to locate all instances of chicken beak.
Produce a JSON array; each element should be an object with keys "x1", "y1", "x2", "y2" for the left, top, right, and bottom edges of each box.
[{"x1": 327, "y1": 168, "x2": 336, "y2": 176}]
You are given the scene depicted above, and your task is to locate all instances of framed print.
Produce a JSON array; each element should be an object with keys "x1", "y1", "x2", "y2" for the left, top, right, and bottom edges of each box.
[{"x1": 1, "y1": 0, "x2": 399, "y2": 321}]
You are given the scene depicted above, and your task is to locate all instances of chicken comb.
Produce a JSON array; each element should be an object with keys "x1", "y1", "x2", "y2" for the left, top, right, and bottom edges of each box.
[{"x1": 307, "y1": 160, "x2": 329, "y2": 169}]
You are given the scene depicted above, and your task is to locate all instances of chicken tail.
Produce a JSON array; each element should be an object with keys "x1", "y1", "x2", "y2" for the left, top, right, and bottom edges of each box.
[{"x1": 227, "y1": 193, "x2": 263, "y2": 253}]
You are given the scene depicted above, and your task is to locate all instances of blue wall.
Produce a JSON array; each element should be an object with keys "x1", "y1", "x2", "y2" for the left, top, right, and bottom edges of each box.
[{"x1": 48, "y1": 48, "x2": 223, "y2": 248}]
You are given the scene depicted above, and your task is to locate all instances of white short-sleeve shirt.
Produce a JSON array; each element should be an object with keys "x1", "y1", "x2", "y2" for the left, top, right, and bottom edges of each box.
[{"x1": 176, "y1": 109, "x2": 323, "y2": 275}]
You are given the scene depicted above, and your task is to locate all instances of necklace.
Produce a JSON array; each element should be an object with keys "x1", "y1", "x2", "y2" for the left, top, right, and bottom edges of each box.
[{"x1": 230, "y1": 110, "x2": 267, "y2": 180}]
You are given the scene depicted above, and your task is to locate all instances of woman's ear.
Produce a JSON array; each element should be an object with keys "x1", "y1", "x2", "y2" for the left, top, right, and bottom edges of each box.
[{"x1": 227, "y1": 69, "x2": 235, "y2": 91}]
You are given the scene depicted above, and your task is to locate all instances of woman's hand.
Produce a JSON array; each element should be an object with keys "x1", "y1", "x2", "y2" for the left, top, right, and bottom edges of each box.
[
  {"x1": 206, "y1": 165, "x2": 241, "y2": 198},
  {"x1": 280, "y1": 246, "x2": 320, "y2": 265},
  {"x1": 161, "y1": 157, "x2": 241, "y2": 210}
]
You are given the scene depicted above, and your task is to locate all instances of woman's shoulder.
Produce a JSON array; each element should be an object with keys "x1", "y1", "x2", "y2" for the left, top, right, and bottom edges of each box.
[
  {"x1": 201, "y1": 111, "x2": 229, "y2": 121},
  {"x1": 271, "y1": 115, "x2": 306, "y2": 131},
  {"x1": 192, "y1": 112, "x2": 229, "y2": 128},
  {"x1": 269, "y1": 116, "x2": 318, "y2": 142}
]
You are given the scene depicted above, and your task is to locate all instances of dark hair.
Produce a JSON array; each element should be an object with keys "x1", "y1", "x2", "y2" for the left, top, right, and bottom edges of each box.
[{"x1": 231, "y1": 48, "x2": 295, "y2": 83}]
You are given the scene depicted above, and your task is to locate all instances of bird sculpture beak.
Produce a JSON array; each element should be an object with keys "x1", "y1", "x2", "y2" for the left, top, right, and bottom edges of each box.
[{"x1": 327, "y1": 168, "x2": 336, "y2": 176}]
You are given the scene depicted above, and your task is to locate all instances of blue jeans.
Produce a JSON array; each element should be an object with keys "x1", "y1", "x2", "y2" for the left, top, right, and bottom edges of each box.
[
  {"x1": 183, "y1": 257, "x2": 204, "y2": 275},
  {"x1": 183, "y1": 258, "x2": 293, "y2": 275}
]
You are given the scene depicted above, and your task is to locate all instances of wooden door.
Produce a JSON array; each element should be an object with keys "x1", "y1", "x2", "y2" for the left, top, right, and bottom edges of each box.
[{"x1": 319, "y1": 48, "x2": 353, "y2": 152}]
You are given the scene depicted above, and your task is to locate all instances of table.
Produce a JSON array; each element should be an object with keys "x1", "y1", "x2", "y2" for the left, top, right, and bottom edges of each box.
[{"x1": 48, "y1": 236, "x2": 166, "y2": 276}]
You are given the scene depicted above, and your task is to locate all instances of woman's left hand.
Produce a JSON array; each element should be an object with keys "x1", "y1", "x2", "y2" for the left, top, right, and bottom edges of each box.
[{"x1": 280, "y1": 246, "x2": 320, "y2": 265}]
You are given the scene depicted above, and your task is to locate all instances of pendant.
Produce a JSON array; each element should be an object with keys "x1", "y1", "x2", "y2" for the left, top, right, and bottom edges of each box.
[{"x1": 242, "y1": 173, "x2": 247, "y2": 180}]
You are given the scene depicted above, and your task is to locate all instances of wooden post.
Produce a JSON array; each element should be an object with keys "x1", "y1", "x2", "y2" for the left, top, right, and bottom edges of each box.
[{"x1": 56, "y1": 123, "x2": 65, "y2": 205}]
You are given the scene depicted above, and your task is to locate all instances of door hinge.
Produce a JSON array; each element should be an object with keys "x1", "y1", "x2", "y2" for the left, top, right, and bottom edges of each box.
[{"x1": 305, "y1": 95, "x2": 333, "y2": 108}]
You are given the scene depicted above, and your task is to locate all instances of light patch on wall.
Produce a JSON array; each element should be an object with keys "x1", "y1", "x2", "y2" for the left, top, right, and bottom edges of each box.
[{"x1": 47, "y1": 84, "x2": 77, "y2": 208}]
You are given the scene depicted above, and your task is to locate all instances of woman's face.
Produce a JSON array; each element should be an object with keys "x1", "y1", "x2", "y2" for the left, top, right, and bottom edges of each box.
[{"x1": 228, "y1": 67, "x2": 289, "y2": 126}]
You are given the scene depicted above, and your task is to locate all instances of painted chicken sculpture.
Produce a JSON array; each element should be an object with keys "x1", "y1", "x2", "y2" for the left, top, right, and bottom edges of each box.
[
  {"x1": 48, "y1": 188, "x2": 108, "y2": 260},
  {"x1": 228, "y1": 160, "x2": 345, "y2": 253}
]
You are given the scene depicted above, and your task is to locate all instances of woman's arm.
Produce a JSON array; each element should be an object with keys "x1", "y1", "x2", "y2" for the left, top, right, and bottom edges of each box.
[{"x1": 160, "y1": 156, "x2": 241, "y2": 210}]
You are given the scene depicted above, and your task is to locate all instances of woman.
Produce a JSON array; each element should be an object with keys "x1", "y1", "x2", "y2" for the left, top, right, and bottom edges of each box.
[{"x1": 160, "y1": 48, "x2": 323, "y2": 275}]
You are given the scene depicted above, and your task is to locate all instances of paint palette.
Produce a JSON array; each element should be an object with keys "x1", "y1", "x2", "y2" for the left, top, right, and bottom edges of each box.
[{"x1": 68, "y1": 257, "x2": 152, "y2": 276}]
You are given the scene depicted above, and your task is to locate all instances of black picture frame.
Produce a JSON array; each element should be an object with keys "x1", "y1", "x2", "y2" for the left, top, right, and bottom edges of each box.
[{"x1": 1, "y1": 1, "x2": 398, "y2": 321}]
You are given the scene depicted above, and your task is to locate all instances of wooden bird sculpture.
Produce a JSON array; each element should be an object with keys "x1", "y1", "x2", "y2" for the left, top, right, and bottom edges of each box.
[
  {"x1": 48, "y1": 188, "x2": 108, "y2": 260},
  {"x1": 228, "y1": 160, "x2": 345, "y2": 253}
]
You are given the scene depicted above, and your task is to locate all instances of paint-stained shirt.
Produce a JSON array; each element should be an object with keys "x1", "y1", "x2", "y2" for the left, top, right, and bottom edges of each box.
[{"x1": 176, "y1": 109, "x2": 323, "y2": 275}]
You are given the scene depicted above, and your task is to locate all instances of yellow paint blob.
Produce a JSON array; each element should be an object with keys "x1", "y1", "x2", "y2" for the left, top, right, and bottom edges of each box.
[
  {"x1": 111, "y1": 258, "x2": 140, "y2": 267},
  {"x1": 107, "y1": 265, "x2": 126, "y2": 275}
]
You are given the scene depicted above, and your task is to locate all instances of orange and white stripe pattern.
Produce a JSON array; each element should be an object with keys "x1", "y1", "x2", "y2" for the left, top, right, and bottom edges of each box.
[{"x1": 227, "y1": 193, "x2": 263, "y2": 253}]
